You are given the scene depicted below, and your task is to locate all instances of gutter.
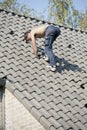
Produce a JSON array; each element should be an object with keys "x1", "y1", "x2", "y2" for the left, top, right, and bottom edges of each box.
[
  {"x1": 0, "y1": 79, "x2": 6, "y2": 88},
  {"x1": 2, "y1": 87, "x2": 5, "y2": 130},
  {"x1": 0, "y1": 78, "x2": 6, "y2": 130}
]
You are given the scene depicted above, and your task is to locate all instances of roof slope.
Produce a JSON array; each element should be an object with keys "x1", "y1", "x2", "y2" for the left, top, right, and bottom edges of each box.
[{"x1": 0, "y1": 8, "x2": 87, "y2": 130}]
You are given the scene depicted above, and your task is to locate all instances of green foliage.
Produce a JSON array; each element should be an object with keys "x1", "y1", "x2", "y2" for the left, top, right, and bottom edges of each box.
[
  {"x1": 48, "y1": 0, "x2": 73, "y2": 24},
  {"x1": 48, "y1": 0, "x2": 87, "y2": 30},
  {"x1": 0, "y1": 0, "x2": 17, "y2": 10},
  {"x1": 79, "y1": 10, "x2": 87, "y2": 30},
  {"x1": 0, "y1": 0, "x2": 35, "y2": 17}
]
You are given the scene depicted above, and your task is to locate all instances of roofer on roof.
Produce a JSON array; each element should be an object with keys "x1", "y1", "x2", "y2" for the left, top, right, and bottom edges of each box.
[{"x1": 24, "y1": 24, "x2": 61, "y2": 72}]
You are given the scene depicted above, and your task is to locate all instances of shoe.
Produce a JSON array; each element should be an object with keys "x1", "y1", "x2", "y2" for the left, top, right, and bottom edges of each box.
[
  {"x1": 43, "y1": 55, "x2": 49, "y2": 62},
  {"x1": 47, "y1": 65, "x2": 56, "y2": 72}
]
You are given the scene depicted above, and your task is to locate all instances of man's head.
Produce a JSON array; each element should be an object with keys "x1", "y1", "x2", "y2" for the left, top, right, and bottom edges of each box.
[{"x1": 24, "y1": 31, "x2": 31, "y2": 43}]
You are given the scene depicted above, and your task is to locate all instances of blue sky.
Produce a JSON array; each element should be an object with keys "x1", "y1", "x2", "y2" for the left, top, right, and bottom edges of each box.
[
  {"x1": 73, "y1": 0, "x2": 87, "y2": 11},
  {"x1": 17, "y1": 0, "x2": 87, "y2": 19},
  {"x1": 17, "y1": 0, "x2": 87, "y2": 12}
]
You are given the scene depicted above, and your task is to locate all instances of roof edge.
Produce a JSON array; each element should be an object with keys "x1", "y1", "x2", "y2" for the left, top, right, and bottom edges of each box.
[
  {"x1": 0, "y1": 7, "x2": 87, "y2": 34},
  {"x1": 0, "y1": 78, "x2": 6, "y2": 87}
]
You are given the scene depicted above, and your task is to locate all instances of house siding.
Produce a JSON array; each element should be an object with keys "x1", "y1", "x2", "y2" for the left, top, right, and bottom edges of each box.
[
  {"x1": 0, "y1": 88, "x2": 2, "y2": 130},
  {"x1": 5, "y1": 88, "x2": 46, "y2": 130}
]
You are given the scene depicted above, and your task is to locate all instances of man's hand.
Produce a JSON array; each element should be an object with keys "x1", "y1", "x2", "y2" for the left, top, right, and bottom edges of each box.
[
  {"x1": 35, "y1": 53, "x2": 41, "y2": 59},
  {"x1": 35, "y1": 53, "x2": 39, "y2": 58}
]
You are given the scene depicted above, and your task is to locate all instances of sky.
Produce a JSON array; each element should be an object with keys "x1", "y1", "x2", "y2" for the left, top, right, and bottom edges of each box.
[
  {"x1": 17, "y1": 0, "x2": 87, "y2": 20},
  {"x1": 73, "y1": 0, "x2": 87, "y2": 12},
  {"x1": 17, "y1": 0, "x2": 87, "y2": 12}
]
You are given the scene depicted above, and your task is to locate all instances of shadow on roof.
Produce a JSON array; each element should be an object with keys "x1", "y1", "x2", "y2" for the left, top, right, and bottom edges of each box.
[
  {"x1": 38, "y1": 47, "x2": 83, "y2": 73},
  {"x1": 55, "y1": 56, "x2": 82, "y2": 73}
]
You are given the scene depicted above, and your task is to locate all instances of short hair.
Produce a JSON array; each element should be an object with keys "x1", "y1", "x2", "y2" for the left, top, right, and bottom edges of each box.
[{"x1": 23, "y1": 30, "x2": 31, "y2": 42}]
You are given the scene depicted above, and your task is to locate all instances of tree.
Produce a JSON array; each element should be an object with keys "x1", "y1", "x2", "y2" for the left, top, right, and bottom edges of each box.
[
  {"x1": 66, "y1": 8, "x2": 79, "y2": 28},
  {"x1": 0, "y1": 0, "x2": 35, "y2": 17},
  {"x1": 48, "y1": 0, "x2": 87, "y2": 30},
  {"x1": 0, "y1": 0, "x2": 17, "y2": 10},
  {"x1": 48, "y1": 0, "x2": 74, "y2": 25},
  {"x1": 79, "y1": 10, "x2": 87, "y2": 31}
]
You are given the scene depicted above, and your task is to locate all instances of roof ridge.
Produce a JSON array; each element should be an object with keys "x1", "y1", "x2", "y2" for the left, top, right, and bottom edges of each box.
[{"x1": 0, "y1": 7, "x2": 87, "y2": 33}]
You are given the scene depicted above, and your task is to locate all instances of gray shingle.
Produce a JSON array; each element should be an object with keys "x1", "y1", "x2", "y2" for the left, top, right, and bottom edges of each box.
[
  {"x1": 40, "y1": 116, "x2": 52, "y2": 130},
  {"x1": 0, "y1": 8, "x2": 87, "y2": 130},
  {"x1": 48, "y1": 117, "x2": 62, "y2": 129},
  {"x1": 31, "y1": 107, "x2": 42, "y2": 121}
]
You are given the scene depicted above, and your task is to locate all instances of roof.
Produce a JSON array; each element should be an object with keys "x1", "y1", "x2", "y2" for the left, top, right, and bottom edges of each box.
[{"x1": 0, "y1": 8, "x2": 87, "y2": 130}]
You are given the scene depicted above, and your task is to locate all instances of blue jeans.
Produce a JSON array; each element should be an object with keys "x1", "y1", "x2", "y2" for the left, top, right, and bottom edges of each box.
[{"x1": 44, "y1": 25, "x2": 60, "y2": 66}]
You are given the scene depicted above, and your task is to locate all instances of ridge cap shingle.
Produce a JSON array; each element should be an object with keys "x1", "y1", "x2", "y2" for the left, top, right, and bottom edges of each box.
[{"x1": 0, "y1": 7, "x2": 87, "y2": 34}]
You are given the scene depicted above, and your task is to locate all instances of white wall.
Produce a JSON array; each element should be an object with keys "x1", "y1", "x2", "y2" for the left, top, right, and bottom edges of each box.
[{"x1": 5, "y1": 89, "x2": 46, "y2": 130}]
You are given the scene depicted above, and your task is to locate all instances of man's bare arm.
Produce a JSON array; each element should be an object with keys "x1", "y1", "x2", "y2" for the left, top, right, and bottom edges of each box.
[{"x1": 31, "y1": 35, "x2": 38, "y2": 57}]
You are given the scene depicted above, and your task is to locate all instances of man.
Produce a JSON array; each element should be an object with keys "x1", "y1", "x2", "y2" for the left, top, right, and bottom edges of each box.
[{"x1": 24, "y1": 24, "x2": 60, "y2": 71}]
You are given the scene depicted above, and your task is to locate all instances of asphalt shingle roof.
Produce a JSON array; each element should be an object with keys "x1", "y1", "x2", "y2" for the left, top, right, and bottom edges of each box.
[{"x1": 0, "y1": 8, "x2": 87, "y2": 130}]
